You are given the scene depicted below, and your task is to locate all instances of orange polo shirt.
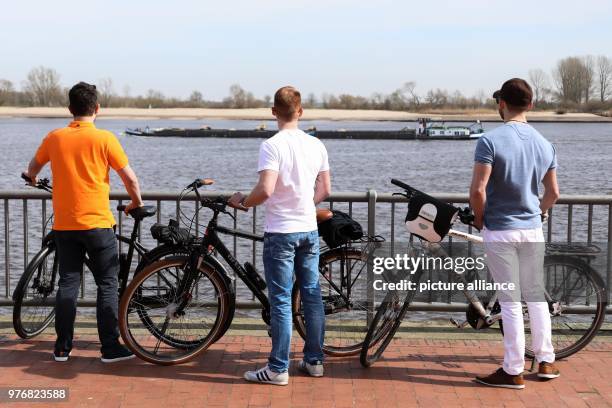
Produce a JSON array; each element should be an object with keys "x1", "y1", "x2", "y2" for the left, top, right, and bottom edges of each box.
[{"x1": 34, "y1": 121, "x2": 129, "y2": 230}]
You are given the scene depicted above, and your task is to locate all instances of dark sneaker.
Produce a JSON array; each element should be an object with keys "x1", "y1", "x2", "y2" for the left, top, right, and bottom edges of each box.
[
  {"x1": 100, "y1": 346, "x2": 135, "y2": 363},
  {"x1": 53, "y1": 350, "x2": 71, "y2": 362},
  {"x1": 538, "y1": 362, "x2": 560, "y2": 379},
  {"x1": 475, "y1": 368, "x2": 525, "y2": 389},
  {"x1": 298, "y1": 360, "x2": 324, "y2": 377}
]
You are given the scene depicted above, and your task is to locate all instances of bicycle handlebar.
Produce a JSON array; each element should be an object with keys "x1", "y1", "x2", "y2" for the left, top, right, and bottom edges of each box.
[
  {"x1": 21, "y1": 173, "x2": 52, "y2": 192},
  {"x1": 390, "y1": 178, "x2": 414, "y2": 193},
  {"x1": 392, "y1": 178, "x2": 480, "y2": 230}
]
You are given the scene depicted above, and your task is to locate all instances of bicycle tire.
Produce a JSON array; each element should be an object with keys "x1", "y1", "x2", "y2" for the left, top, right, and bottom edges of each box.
[
  {"x1": 119, "y1": 258, "x2": 232, "y2": 365},
  {"x1": 12, "y1": 243, "x2": 58, "y2": 339},
  {"x1": 293, "y1": 248, "x2": 371, "y2": 357},
  {"x1": 499, "y1": 255, "x2": 607, "y2": 360},
  {"x1": 360, "y1": 290, "x2": 409, "y2": 367}
]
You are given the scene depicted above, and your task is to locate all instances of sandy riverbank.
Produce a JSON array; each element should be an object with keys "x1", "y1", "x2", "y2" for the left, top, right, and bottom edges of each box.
[{"x1": 0, "y1": 106, "x2": 610, "y2": 122}]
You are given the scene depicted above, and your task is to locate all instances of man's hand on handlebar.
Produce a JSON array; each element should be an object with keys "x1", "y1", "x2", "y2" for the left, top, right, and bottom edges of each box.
[
  {"x1": 228, "y1": 192, "x2": 249, "y2": 212},
  {"x1": 21, "y1": 172, "x2": 37, "y2": 187}
]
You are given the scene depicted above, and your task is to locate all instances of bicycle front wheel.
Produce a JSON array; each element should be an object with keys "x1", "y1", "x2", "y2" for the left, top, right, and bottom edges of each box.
[
  {"x1": 359, "y1": 290, "x2": 406, "y2": 367},
  {"x1": 118, "y1": 257, "x2": 232, "y2": 365},
  {"x1": 12, "y1": 243, "x2": 59, "y2": 339}
]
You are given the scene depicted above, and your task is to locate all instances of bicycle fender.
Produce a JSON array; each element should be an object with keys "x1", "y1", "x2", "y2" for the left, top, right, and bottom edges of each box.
[{"x1": 42, "y1": 232, "x2": 55, "y2": 248}]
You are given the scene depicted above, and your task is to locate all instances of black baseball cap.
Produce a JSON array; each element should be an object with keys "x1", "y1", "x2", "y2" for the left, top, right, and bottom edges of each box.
[{"x1": 493, "y1": 78, "x2": 533, "y2": 109}]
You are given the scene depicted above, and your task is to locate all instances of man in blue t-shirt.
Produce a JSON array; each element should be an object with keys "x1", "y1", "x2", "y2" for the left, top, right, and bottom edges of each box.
[{"x1": 470, "y1": 78, "x2": 561, "y2": 389}]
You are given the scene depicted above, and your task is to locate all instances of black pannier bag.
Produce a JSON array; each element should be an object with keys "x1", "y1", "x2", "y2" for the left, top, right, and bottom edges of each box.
[
  {"x1": 150, "y1": 219, "x2": 192, "y2": 245},
  {"x1": 405, "y1": 192, "x2": 459, "y2": 242},
  {"x1": 317, "y1": 210, "x2": 363, "y2": 248}
]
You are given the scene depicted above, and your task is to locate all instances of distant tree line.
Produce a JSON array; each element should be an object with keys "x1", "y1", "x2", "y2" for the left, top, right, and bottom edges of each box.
[{"x1": 1, "y1": 56, "x2": 611, "y2": 115}]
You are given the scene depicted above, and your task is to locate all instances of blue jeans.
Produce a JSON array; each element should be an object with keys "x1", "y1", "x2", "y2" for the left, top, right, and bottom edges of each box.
[{"x1": 263, "y1": 230, "x2": 324, "y2": 373}]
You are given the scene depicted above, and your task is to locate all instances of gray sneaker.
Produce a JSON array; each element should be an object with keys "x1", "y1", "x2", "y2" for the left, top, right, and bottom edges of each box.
[
  {"x1": 298, "y1": 360, "x2": 324, "y2": 377},
  {"x1": 244, "y1": 365, "x2": 289, "y2": 386}
]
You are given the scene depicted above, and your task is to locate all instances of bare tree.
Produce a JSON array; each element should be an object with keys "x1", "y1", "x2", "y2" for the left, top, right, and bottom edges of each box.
[
  {"x1": 305, "y1": 93, "x2": 316, "y2": 108},
  {"x1": 583, "y1": 56, "x2": 595, "y2": 103},
  {"x1": 22, "y1": 66, "x2": 63, "y2": 106},
  {"x1": 596, "y1": 55, "x2": 612, "y2": 102},
  {"x1": 224, "y1": 84, "x2": 258, "y2": 108},
  {"x1": 189, "y1": 90, "x2": 203, "y2": 104},
  {"x1": 401, "y1": 81, "x2": 420, "y2": 108},
  {"x1": 553, "y1": 57, "x2": 586, "y2": 104},
  {"x1": 529, "y1": 69, "x2": 549, "y2": 104},
  {"x1": 98, "y1": 78, "x2": 114, "y2": 107},
  {"x1": 0, "y1": 79, "x2": 14, "y2": 105}
]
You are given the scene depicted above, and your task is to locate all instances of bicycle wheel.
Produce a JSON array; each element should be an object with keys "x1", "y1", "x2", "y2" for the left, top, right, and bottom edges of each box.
[
  {"x1": 293, "y1": 248, "x2": 374, "y2": 356},
  {"x1": 12, "y1": 243, "x2": 59, "y2": 339},
  {"x1": 119, "y1": 257, "x2": 232, "y2": 365},
  {"x1": 360, "y1": 290, "x2": 407, "y2": 367},
  {"x1": 499, "y1": 255, "x2": 607, "y2": 360}
]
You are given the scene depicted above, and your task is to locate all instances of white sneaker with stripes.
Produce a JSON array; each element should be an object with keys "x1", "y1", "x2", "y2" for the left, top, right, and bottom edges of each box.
[{"x1": 244, "y1": 365, "x2": 289, "y2": 386}]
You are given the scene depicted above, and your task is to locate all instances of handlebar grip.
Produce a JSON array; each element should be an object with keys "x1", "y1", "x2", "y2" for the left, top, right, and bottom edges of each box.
[
  {"x1": 196, "y1": 178, "x2": 215, "y2": 187},
  {"x1": 117, "y1": 205, "x2": 127, "y2": 212},
  {"x1": 21, "y1": 173, "x2": 32, "y2": 183},
  {"x1": 390, "y1": 178, "x2": 413, "y2": 192}
]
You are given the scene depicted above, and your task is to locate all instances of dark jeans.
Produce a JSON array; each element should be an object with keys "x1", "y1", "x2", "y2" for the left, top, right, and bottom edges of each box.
[{"x1": 54, "y1": 228, "x2": 120, "y2": 354}]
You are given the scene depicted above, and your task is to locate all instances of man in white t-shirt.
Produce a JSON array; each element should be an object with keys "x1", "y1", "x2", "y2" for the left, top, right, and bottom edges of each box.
[{"x1": 229, "y1": 86, "x2": 331, "y2": 386}]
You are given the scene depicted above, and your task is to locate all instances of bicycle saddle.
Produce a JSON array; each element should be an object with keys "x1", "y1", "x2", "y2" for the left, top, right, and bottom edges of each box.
[{"x1": 117, "y1": 205, "x2": 157, "y2": 220}]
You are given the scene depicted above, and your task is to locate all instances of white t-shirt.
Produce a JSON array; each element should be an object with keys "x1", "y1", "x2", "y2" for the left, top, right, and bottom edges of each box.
[{"x1": 258, "y1": 129, "x2": 330, "y2": 233}]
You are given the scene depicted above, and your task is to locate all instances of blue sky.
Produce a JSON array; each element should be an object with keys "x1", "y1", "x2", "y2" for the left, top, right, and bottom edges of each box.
[{"x1": 1, "y1": 0, "x2": 611, "y2": 100}]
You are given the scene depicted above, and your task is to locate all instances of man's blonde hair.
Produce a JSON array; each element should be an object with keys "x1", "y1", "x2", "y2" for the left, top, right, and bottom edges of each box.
[{"x1": 274, "y1": 86, "x2": 302, "y2": 121}]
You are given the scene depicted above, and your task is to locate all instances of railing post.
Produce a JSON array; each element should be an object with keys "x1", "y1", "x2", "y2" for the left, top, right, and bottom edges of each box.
[
  {"x1": 4, "y1": 200, "x2": 9, "y2": 298},
  {"x1": 608, "y1": 204, "x2": 611, "y2": 305},
  {"x1": 367, "y1": 189, "x2": 377, "y2": 324}
]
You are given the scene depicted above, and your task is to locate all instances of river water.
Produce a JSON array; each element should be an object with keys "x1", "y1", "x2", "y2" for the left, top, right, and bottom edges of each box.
[{"x1": 0, "y1": 118, "x2": 610, "y2": 305}]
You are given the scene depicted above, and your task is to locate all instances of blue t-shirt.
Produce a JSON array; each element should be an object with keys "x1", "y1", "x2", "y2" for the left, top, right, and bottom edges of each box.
[{"x1": 474, "y1": 122, "x2": 557, "y2": 230}]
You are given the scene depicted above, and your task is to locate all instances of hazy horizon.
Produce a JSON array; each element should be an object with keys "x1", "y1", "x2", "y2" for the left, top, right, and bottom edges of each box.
[{"x1": 2, "y1": 0, "x2": 611, "y2": 100}]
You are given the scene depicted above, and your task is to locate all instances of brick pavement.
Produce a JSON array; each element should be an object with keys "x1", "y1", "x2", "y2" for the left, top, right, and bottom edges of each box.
[{"x1": 0, "y1": 334, "x2": 611, "y2": 407}]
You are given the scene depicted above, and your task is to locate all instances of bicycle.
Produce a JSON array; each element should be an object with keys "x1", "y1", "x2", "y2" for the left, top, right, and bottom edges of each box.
[
  {"x1": 118, "y1": 178, "x2": 384, "y2": 365},
  {"x1": 360, "y1": 178, "x2": 607, "y2": 367},
  {"x1": 12, "y1": 174, "x2": 189, "y2": 339}
]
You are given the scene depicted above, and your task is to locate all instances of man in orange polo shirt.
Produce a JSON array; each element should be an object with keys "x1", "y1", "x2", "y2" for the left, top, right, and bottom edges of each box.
[{"x1": 23, "y1": 82, "x2": 144, "y2": 363}]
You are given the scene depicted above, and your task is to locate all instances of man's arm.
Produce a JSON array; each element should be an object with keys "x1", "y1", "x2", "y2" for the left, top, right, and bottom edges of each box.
[
  {"x1": 314, "y1": 170, "x2": 331, "y2": 205},
  {"x1": 228, "y1": 170, "x2": 278, "y2": 210},
  {"x1": 540, "y1": 169, "x2": 560, "y2": 216},
  {"x1": 469, "y1": 163, "x2": 492, "y2": 230},
  {"x1": 23, "y1": 157, "x2": 46, "y2": 185},
  {"x1": 116, "y1": 165, "x2": 144, "y2": 213}
]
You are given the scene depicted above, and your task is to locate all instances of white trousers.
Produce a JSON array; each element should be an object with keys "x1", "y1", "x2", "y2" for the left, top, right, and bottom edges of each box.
[{"x1": 483, "y1": 228, "x2": 555, "y2": 375}]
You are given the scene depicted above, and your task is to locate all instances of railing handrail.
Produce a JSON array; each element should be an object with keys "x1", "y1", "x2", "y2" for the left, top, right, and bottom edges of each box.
[{"x1": 2, "y1": 189, "x2": 612, "y2": 205}]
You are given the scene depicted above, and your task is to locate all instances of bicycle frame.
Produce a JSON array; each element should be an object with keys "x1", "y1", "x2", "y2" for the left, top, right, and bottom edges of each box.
[{"x1": 176, "y1": 204, "x2": 271, "y2": 323}]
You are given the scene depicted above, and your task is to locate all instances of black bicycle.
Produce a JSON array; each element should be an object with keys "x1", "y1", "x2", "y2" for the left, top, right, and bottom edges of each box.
[
  {"x1": 118, "y1": 178, "x2": 383, "y2": 365},
  {"x1": 360, "y1": 178, "x2": 607, "y2": 367},
  {"x1": 12, "y1": 174, "x2": 188, "y2": 339}
]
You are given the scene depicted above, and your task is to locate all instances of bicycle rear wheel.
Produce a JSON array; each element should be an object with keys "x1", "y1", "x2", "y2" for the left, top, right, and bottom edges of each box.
[
  {"x1": 119, "y1": 257, "x2": 231, "y2": 365},
  {"x1": 12, "y1": 244, "x2": 59, "y2": 339},
  {"x1": 499, "y1": 255, "x2": 607, "y2": 360},
  {"x1": 293, "y1": 248, "x2": 371, "y2": 356}
]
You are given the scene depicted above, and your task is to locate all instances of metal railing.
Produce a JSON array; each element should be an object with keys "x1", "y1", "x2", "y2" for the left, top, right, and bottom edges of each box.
[{"x1": 1, "y1": 189, "x2": 611, "y2": 309}]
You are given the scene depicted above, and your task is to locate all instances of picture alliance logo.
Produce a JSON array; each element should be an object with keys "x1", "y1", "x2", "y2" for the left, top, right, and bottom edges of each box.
[{"x1": 372, "y1": 253, "x2": 487, "y2": 275}]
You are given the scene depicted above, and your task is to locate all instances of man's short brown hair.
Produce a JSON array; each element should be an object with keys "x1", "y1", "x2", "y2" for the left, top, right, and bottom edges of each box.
[
  {"x1": 493, "y1": 78, "x2": 533, "y2": 111},
  {"x1": 274, "y1": 86, "x2": 302, "y2": 121}
]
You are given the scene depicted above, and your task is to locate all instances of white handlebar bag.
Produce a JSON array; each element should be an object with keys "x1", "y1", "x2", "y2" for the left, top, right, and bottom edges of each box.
[{"x1": 405, "y1": 193, "x2": 459, "y2": 242}]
